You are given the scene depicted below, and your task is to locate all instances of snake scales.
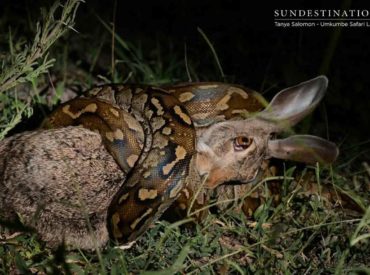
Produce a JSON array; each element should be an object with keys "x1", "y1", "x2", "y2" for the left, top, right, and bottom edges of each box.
[{"x1": 0, "y1": 76, "x2": 335, "y2": 248}]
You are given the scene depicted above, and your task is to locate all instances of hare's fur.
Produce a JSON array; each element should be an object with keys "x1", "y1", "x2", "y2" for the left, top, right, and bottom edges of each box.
[
  {"x1": 0, "y1": 76, "x2": 338, "y2": 250},
  {"x1": 0, "y1": 127, "x2": 125, "y2": 249}
]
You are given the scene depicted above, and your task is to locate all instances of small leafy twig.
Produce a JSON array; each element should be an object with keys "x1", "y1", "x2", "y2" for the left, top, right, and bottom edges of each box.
[{"x1": 0, "y1": 0, "x2": 83, "y2": 93}]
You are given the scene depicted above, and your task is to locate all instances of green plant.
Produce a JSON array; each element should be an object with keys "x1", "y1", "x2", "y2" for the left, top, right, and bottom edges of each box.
[{"x1": 0, "y1": 0, "x2": 83, "y2": 139}]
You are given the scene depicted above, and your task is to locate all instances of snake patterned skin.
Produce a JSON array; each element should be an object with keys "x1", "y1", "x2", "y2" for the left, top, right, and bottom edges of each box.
[
  {"x1": 43, "y1": 78, "x2": 341, "y2": 245},
  {"x1": 164, "y1": 83, "x2": 266, "y2": 220},
  {"x1": 43, "y1": 83, "x2": 265, "y2": 243}
]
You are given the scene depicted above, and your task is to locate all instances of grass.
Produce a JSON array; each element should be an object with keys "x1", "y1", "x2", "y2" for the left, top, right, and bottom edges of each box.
[
  {"x1": 0, "y1": 165, "x2": 369, "y2": 273},
  {"x1": 0, "y1": 1, "x2": 369, "y2": 274},
  {"x1": 0, "y1": 0, "x2": 82, "y2": 139}
]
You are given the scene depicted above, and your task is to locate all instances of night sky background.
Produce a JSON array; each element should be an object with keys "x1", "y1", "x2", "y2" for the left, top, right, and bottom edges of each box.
[{"x1": 1, "y1": 0, "x2": 369, "y2": 160}]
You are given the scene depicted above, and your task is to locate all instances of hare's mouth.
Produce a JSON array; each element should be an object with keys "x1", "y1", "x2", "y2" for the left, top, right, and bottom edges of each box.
[
  {"x1": 222, "y1": 168, "x2": 262, "y2": 186},
  {"x1": 243, "y1": 169, "x2": 262, "y2": 184}
]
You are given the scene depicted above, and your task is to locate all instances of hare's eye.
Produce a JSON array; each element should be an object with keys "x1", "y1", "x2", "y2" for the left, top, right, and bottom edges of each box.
[{"x1": 233, "y1": 136, "x2": 252, "y2": 151}]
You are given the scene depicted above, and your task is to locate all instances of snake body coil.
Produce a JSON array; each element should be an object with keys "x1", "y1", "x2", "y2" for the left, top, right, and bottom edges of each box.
[
  {"x1": 44, "y1": 77, "x2": 339, "y2": 246},
  {"x1": 44, "y1": 83, "x2": 262, "y2": 242}
]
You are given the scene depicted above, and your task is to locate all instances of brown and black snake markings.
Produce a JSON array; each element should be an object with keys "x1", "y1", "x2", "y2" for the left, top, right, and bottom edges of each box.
[
  {"x1": 43, "y1": 83, "x2": 264, "y2": 243},
  {"x1": 43, "y1": 78, "x2": 344, "y2": 245},
  {"x1": 44, "y1": 85, "x2": 197, "y2": 242}
]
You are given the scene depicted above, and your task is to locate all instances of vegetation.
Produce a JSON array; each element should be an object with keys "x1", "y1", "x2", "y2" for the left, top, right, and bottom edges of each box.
[{"x1": 0, "y1": 1, "x2": 369, "y2": 274}]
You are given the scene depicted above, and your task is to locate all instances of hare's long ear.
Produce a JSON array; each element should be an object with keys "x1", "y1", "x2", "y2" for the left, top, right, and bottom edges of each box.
[
  {"x1": 260, "y1": 76, "x2": 328, "y2": 130},
  {"x1": 268, "y1": 135, "x2": 339, "y2": 164}
]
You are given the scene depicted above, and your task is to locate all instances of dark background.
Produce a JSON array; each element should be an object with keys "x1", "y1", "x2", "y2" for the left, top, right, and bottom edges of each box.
[{"x1": 1, "y1": 0, "x2": 369, "y2": 159}]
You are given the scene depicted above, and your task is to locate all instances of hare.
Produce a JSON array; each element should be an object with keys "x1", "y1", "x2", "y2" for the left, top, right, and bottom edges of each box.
[
  {"x1": 0, "y1": 76, "x2": 338, "y2": 250},
  {"x1": 0, "y1": 127, "x2": 125, "y2": 249}
]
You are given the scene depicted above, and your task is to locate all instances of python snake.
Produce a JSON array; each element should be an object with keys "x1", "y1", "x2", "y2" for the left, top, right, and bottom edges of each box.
[{"x1": 43, "y1": 83, "x2": 263, "y2": 243}]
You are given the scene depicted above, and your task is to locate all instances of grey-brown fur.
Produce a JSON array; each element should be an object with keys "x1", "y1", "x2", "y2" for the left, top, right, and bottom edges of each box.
[
  {"x1": 0, "y1": 76, "x2": 339, "y2": 250},
  {"x1": 0, "y1": 127, "x2": 125, "y2": 249}
]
